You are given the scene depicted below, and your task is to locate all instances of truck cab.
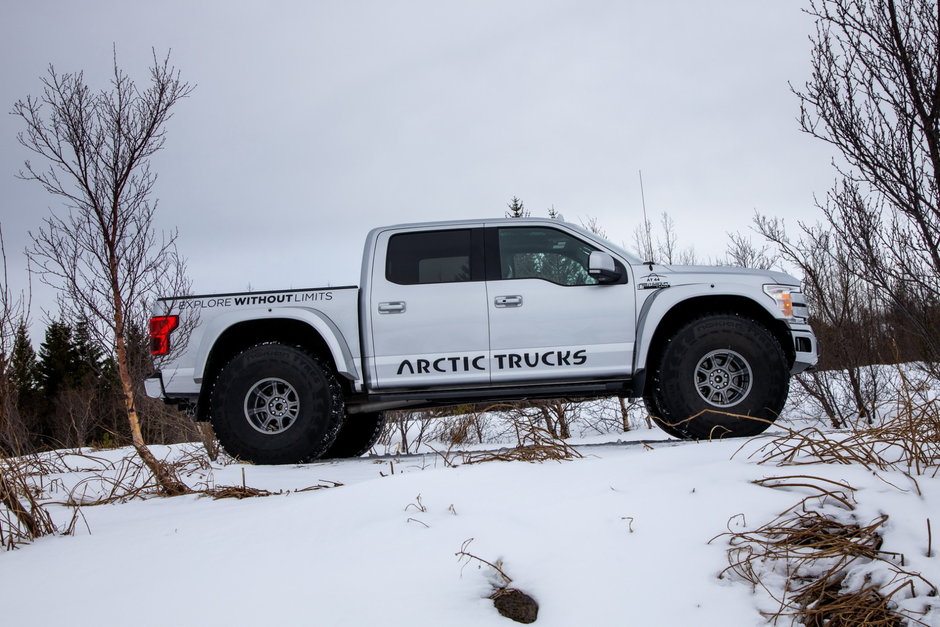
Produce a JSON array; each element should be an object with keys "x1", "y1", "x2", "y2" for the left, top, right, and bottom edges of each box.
[{"x1": 363, "y1": 219, "x2": 637, "y2": 390}]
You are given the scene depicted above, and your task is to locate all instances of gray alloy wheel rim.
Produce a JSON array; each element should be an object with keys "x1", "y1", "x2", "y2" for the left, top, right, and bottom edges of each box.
[
  {"x1": 694, "y1": 349, "x2": 753, "y2": 408},
  {"x1": 244, "y1": 377, "x2": 300, "y2": 435}
]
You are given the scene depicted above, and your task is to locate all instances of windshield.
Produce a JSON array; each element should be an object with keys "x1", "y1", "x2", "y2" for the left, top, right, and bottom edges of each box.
[{"x1": 564, "y1": 222, "x2": 645, "y2": 264}]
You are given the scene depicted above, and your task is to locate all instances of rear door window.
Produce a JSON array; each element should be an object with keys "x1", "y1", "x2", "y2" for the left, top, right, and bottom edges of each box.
[{"x1": 386, "y1": 229, "x2": 478, "y2": 285}]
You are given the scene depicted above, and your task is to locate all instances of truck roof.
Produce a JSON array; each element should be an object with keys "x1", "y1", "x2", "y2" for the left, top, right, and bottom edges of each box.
[
  {"x1": 362, "y1": 217, "x2": 647, "y2": 269},
  {"x1": 376, "y1": 217, "x2": 574, "y2": 230}
]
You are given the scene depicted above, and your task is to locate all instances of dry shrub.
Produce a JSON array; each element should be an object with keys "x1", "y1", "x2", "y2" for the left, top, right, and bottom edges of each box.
[
  {"x1": 4, "y1": 445, "x2": 218, "y2": 509},
  {"x1": 0, "y1": 456, "x2": 60, "y2": 548},
  {"x1": 795, "y1": 576, "x2": 903, "y2": 627},
  {"x1": 376, "y1": 409, "x2": 433, "y2": 454},
  {"x1": 0, "y1": 449, "x2": 92, "y2": 549},
  {"x1": 432, "y1": 412, "x2": 489, "y2": 446},
  {"x1": 488, "y1": 399, "x2": 581, "y2": 441},
  {"x1": 200, "y1": 470, "x2": 341, "y2": 500},
  {"x1": 718, "y1": 475, "x2": 937, "y2": 626},
  {"x1": 202, "y1": 485, "x2": 278, "y2": 500},
  {"x1": 462, "y1": 421, "x2": 583, "y2": 465},
  {"x1": 745, "y1": 370, "x2": 940, "y2": 475},
  {"x1": 59, "y1": 453, "x2": 173, "y2": 505}
]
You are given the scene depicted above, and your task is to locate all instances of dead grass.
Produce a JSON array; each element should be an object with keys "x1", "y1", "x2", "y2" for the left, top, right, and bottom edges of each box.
[
  {"x1": 743, "y1": 366, "x2": 940, "y2": 476},
  {"x1": 462, "y1": 421, "x2": 583, "y2": 465},
  {"x1": 717, "y1": 475, "x2": 937, "y2": 626},
  {"x1": 0, "y1": 455, "x2": 60, "y2": 549},
  {"x1": 0, "y1": 444, "x2": 347, "y2": 548},
  {"x1": 794, "y1": 577, "x2": 904, "y2": 627},
  {"x1": 0, "y1": 444, "x2": 218, "y2": 548},
  {"x1": 202, "y1": 485, "x2": 279, "y2": 499}
]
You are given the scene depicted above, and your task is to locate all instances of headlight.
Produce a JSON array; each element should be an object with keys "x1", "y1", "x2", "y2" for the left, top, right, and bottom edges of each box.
[{"x1": 763, "y1": 284, "x2": 796, "y2": 319}]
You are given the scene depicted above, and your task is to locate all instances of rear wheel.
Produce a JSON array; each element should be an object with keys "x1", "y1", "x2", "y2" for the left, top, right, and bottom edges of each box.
[
  {"x1": 644, "y1": 314, "x2": 789, "y2": 440},
  {"x1": 322, "y1": 412, "x2": 387, "y2": 458},
  {"x1": 210, "y1": 344, "x2": 344, "y2": 464}
]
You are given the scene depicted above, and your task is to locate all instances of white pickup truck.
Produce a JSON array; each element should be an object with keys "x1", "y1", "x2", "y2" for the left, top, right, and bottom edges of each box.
[{"x1": 146, "y1": 218, "x2": 818, "y2": 463}]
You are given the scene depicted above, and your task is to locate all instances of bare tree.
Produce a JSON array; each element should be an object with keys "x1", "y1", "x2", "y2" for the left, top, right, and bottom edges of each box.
[
  {"x1": 657, "y1": 213, "x2": 680, "y2": 264},
  {"x1": 631, "y1": 216, "x2": 655, "y2": 262},
  {"x1": 756, "y1": 215, "x2": 884, "y2": 425},
  {"x1": 632, "y1": 212, "x2": 697, "y2": 265},
  {"x1": 796, "y1": 0, "x2": 940, "y2": 363},
  {"x1": 579, "y1": 215, "x2": 607, "y2": 238},
  {"x1": 724, "y1": 231, "x2": 779, "y2": 270},
  {"x1": 12, "y1": 51, "x2": 193, "y2": 495}
]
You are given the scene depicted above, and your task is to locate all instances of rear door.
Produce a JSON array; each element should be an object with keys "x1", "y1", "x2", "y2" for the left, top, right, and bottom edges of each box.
[
  {"x1": 485, "y1": 224, "x2": 635, "y2": 383},
  {"x1": 368, "y1": 227, "x2": 490, "y2": 389}
]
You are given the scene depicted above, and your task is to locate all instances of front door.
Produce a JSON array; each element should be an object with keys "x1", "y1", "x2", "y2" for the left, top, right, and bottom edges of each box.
[
  {"x1": 486, "y1": 225, "x2": 635, "y2": 384},
  {"x1": 369, "y1": 227, "x2": 490, "y2": 389}
]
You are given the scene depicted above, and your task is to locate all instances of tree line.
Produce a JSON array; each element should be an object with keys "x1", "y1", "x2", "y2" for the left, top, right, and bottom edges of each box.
[{"x1": 4, "y1": 317, "x2": 195, "y2": 453}]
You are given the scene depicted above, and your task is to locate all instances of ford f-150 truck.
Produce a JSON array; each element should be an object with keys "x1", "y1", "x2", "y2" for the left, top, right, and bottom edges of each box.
[{"x1": 146, "y1": 218, "x2": 818, "y2": 464}]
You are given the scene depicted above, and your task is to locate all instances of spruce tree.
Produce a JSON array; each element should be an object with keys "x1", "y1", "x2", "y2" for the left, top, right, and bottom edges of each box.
[
  {"x1": 505, "y1": 196, "x2": 529, "y2": 218},
  {"x1": 10, "y1": 322, "x2": 37, "y2": 397},
  {"x1": 9, "y1": 322, "x2": 39, "y2": 422},
  {"x1": 33, "y1": 320, "x2": 80, "y2": 444},
  {"x1": 1, "y1": 321, "x2": 41, "y2": 450},
  {"x1": 36, "y1": 320, "x2": 77, "y2": 400},
  {"x1": 71, "y1": 318, "x2": 103, "y2": 386}
]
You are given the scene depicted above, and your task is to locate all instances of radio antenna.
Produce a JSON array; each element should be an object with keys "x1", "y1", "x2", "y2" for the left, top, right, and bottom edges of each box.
[{"x1": 639, "y1": 170, "x2": 653, "y2": 264}]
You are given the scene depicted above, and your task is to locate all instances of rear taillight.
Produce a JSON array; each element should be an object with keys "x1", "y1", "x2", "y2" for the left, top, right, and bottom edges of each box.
[{"x1": 150, "y1": 316, "x2": 179, "y2": 356}]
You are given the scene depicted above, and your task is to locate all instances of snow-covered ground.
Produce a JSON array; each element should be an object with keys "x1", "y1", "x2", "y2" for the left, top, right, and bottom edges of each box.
[{"x1": 2, "y1": 411, "x2": 939, "y2": 626}]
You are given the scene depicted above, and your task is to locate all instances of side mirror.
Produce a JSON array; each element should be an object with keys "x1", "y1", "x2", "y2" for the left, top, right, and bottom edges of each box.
[{"x1": 589, "y1": 251, "x2": 621, "y2": 283}]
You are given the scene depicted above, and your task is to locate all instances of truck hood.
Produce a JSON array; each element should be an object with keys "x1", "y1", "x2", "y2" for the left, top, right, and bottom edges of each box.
[{"x1": 637, "y1": 264, "x2": 801, "y2": 287}]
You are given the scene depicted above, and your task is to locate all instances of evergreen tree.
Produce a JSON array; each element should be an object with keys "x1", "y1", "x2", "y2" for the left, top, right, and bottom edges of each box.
[
  {"x1": 9, "y1": 322, "x2": 39, "y2": 421},
  {"x1": 96, "y1": 354, "x2": 125, "y2": 444},
  {"x1": 36, "y1": 320, "x2": 77, "y2": 399},
  {"x1": 505, "y1": 196, "x2": 529, "y2": 218},
  {"x1": 1, "y1": 321, "x2": 39, "y2": 449},
  {"x1": 71, "y1": 318, "x2": 103, "y2": 386}
]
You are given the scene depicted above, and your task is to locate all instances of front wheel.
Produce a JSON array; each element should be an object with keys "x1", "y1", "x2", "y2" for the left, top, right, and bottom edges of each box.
[
  {"x1": 645, "y1": 314, "x2": 789, "y2": 440},
  {"x1": 209, "y1": 344, "x2": 344, "y2": 464}
]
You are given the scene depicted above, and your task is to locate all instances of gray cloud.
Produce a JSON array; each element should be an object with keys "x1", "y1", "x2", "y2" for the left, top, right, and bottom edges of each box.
[{"x1": 1, "y1": 1, "x2": 835, "y2": 329}]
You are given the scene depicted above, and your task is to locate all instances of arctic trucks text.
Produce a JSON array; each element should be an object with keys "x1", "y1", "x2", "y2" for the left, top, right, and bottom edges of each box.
[{"x1": 146, "y1": 218, "x2": 818, "y2": 464}]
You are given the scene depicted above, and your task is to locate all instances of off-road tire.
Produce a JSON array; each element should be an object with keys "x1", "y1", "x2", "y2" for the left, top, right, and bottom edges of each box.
[
  {"x1": 322, "y1": 412, "x2": 387, "y2": 458},
  {"x1": 644, "y1": 314, "x2": 788, "y2": 440},
  {"x1": 210, "y1": 343, "x2": 344, "y2": 464},
  {"x1": 642, "y1": 398, "x2": 686, "y2": 439}
]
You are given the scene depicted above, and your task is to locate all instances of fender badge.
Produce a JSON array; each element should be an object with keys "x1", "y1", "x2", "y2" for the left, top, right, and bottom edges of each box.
[{"x1": 639, "y1": 273, "x2": 670, "y2": 290}]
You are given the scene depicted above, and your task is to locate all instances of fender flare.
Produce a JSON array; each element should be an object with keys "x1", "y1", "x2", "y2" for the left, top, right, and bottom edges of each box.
[
  {"x1": 192, "y1": 307, "x2": 360, "y2": 382},
  {"x1": 633, "y1": 282, "x2": 783, "y2": 373}
]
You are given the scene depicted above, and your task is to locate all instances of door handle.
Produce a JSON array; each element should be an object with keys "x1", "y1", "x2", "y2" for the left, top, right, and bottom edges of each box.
[
  {"x1": 378, "y1": 301, "x2": 406, "y2": 314},
  {"x1": 494, "y1": 295, "x2": 523, "y2": 308}
]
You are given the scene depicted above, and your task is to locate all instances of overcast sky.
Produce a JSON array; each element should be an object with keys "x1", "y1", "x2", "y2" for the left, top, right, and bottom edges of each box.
[{"x1": 1, "y1": 1, "x2": 837, "y2": 329}]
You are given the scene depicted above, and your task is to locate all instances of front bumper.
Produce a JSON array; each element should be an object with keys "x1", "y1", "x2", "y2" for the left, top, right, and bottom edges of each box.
[{"x1": 788, "y1": 322, "x2": 819, "y2": 374}]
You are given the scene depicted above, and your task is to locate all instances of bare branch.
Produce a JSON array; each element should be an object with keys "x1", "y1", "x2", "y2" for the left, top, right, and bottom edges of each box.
[{"x1": 795, "y1": 0, "x2": 940, "y2": 362}]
